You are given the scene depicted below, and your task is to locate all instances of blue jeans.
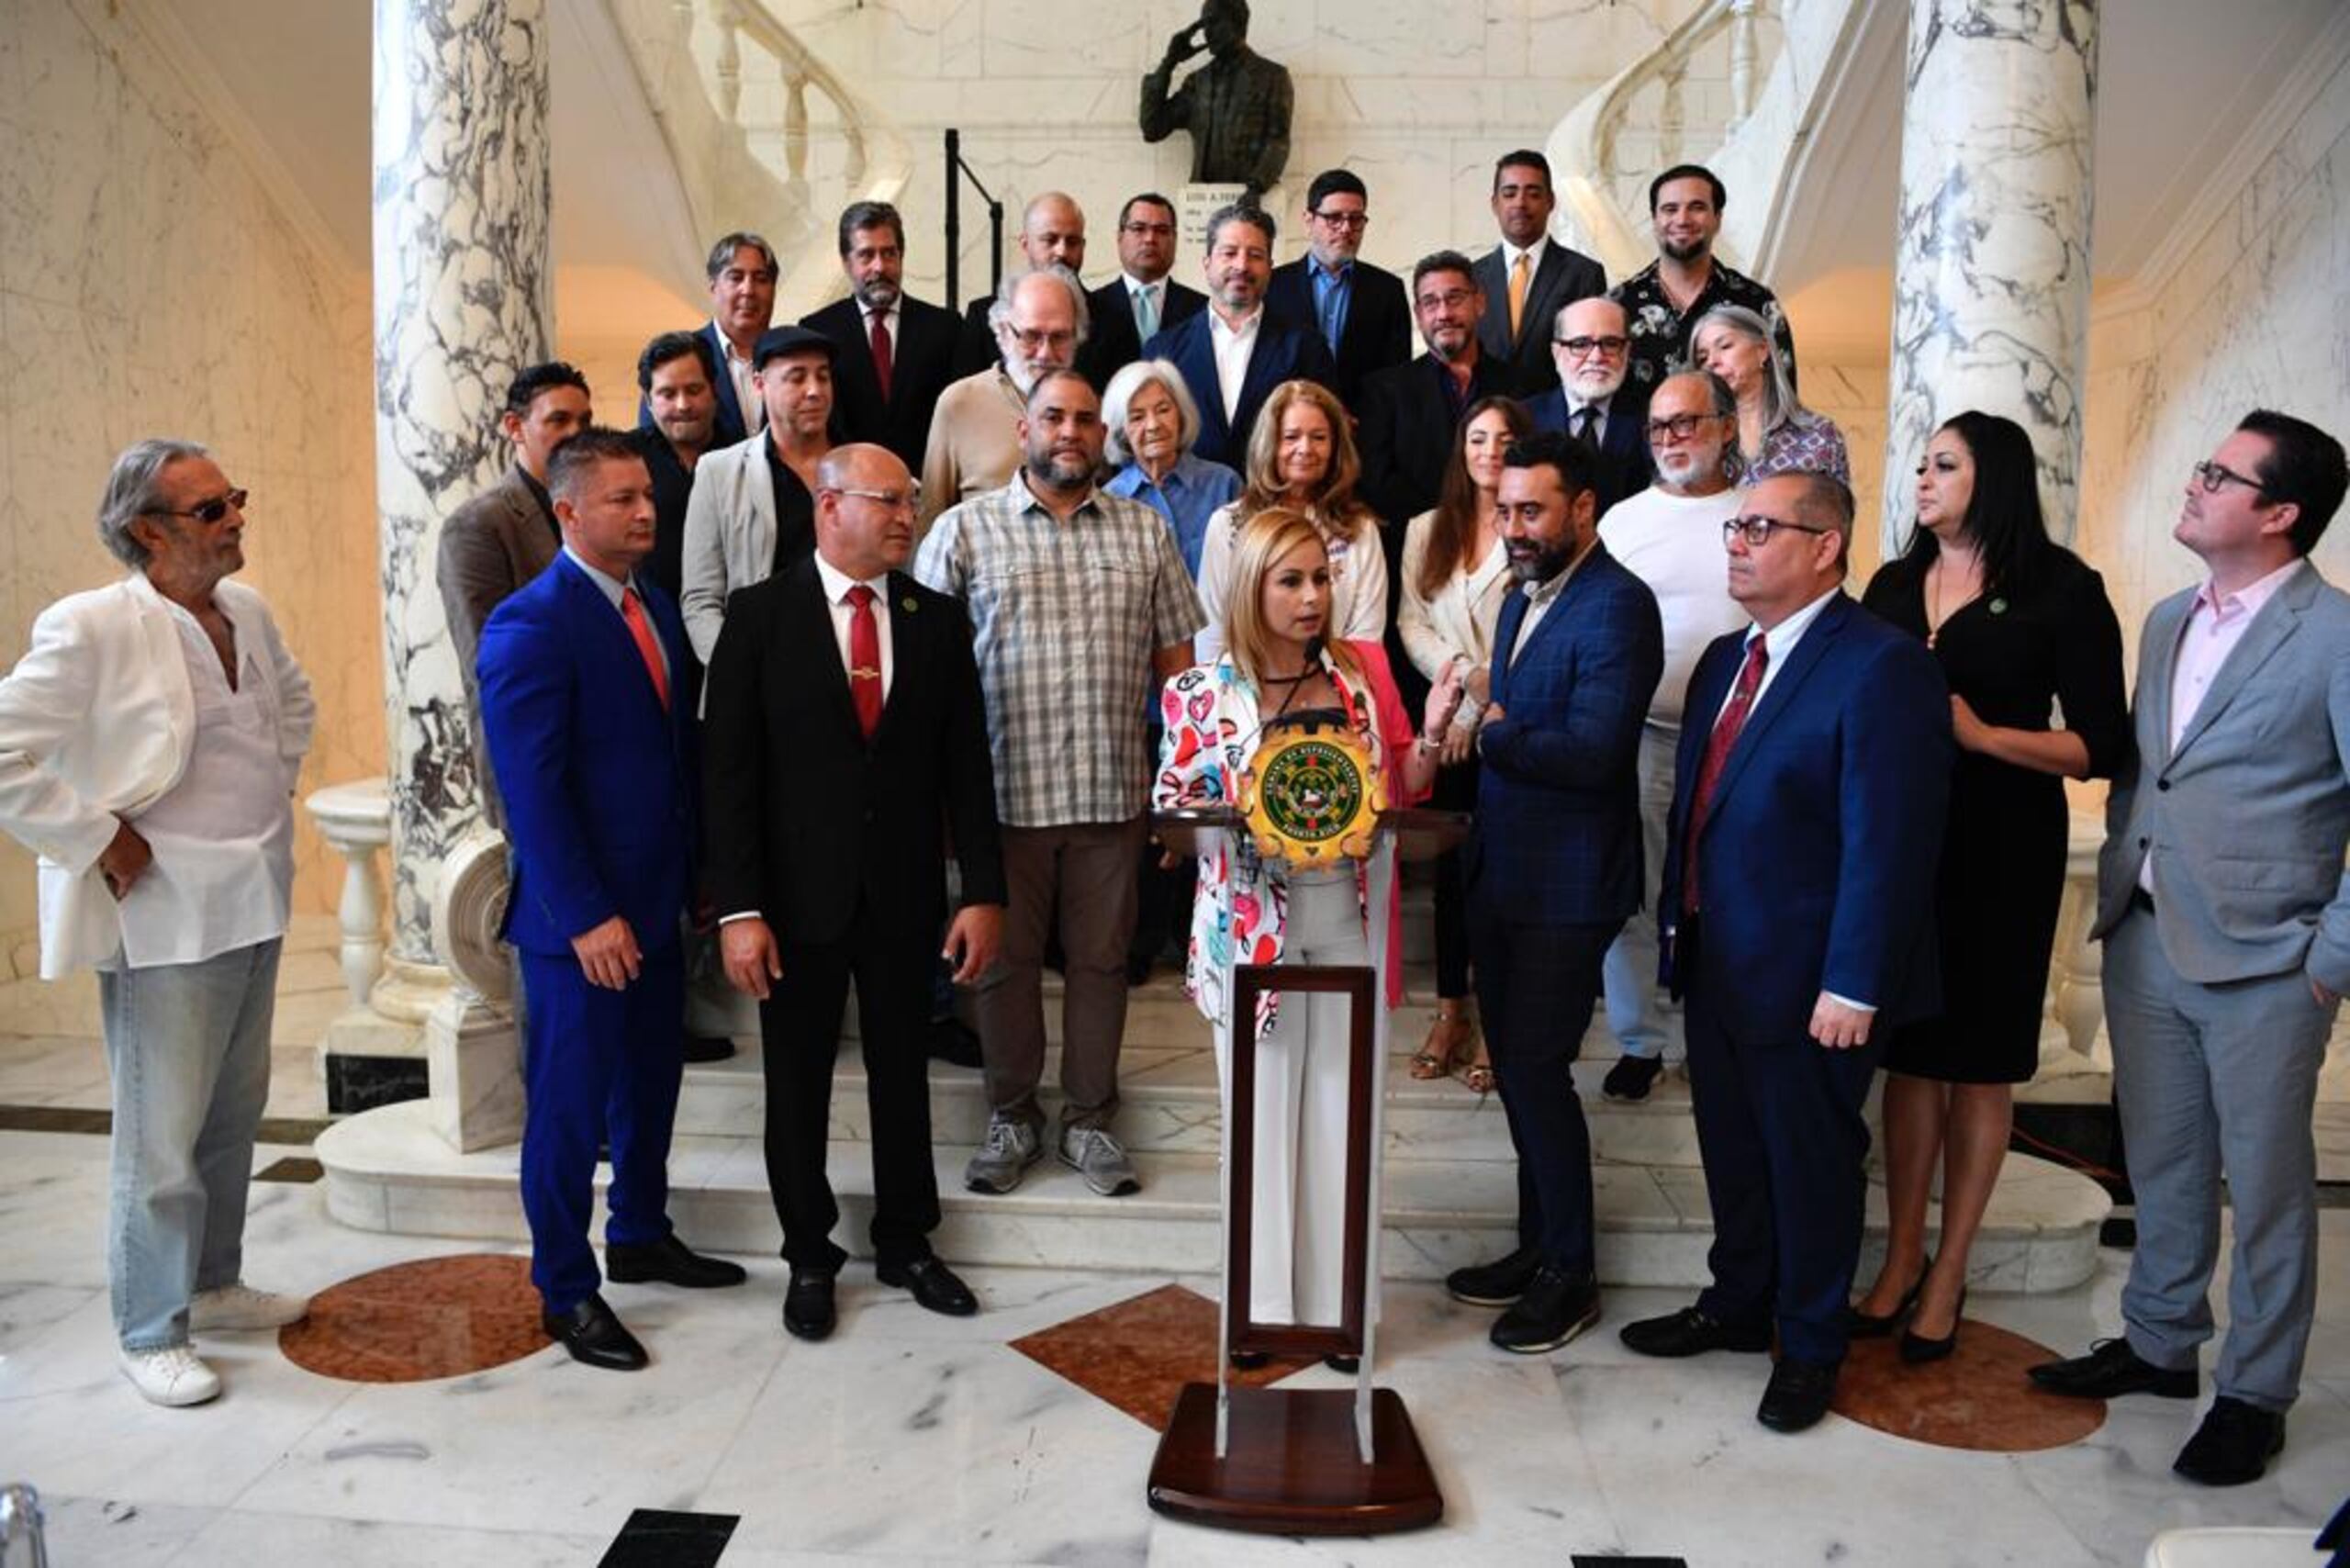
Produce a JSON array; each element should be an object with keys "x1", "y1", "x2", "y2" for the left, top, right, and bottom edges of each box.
[{"x1": 98, "y1": 938, "x2": 282, "y2": 1352}]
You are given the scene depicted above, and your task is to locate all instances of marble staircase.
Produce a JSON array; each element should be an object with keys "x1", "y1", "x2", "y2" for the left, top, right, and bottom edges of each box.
[{"x1": 318, "y1": 966, "x2": 2111, "y2": 1295}]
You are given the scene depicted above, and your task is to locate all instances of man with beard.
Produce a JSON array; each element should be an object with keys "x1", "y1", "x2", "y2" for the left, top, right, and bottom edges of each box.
[
  {"x1": 1445, "y1": 430, "x2": 1662, "y2": 1354},
  {"x1": 1265, "y1": 168, "x2": 1411, "y2": 409},
  {"x1": 914, "y1": 370, "x2": 1203, "y2": 1199},
  {"x1": 1612, "y1": 164, "x2": 1797, "y2": 403},
  {"x1": 921, "y1": 264, "x2": 1089, "y2": 532},
  {"x1": 1591, "y1": 371, "x2": 1749, "y2": 1103},
  {"x1": 1143, "y1": 204, "x2": 1334, "y2": 470},
  {"x1": 632, "y1": 331, "x2": 720, "y2": 610},
  {"x1": 951, "y1": 193, "x2": 1091, "y2": 378},
  {"x1": 801, "y1": 201, "x2": 961, "y2": 473},
  {"x1": 639, "y1": 233, "x2": 780, "y2": 449},
  {"x1": 1356, "y1": 252, "x2": 1522, "y2": 530},
  {"x1": 1528, "y1": 296, "x2": 1652, "y2": 510}
]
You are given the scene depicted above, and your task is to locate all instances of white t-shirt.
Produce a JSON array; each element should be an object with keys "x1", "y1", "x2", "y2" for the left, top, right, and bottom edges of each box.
[{"x1": 1597, "y1": 485, "x2": 1748, "y2": 730}]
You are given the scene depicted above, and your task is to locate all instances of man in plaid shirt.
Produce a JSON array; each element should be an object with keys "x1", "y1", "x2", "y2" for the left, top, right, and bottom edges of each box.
[{"x1": 915, "y1": 369, "x2": 1204, "y2": 1196}]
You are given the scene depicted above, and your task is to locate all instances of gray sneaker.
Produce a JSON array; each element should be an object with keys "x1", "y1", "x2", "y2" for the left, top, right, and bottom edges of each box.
[
  {"x1": 965, "y1": 1114, "x2": 1044, "y2": 1194},
  {"x1": 1058, "y1": 1125, "x2": 1141, "y2": 1196}
]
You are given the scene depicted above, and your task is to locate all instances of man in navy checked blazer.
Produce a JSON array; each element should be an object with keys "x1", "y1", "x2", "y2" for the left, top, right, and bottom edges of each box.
[{"x1": 1448, "y1": 430, "x2": 1663, "y2": 1354}]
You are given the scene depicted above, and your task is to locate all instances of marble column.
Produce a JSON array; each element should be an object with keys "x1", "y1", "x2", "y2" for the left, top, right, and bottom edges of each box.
[
  {"x1": 363, "y1": 0, "x2": 552, "y2": 1069},
  {"x1": 1883, "y1": 0, "x2": 2098, "y2": 555}
]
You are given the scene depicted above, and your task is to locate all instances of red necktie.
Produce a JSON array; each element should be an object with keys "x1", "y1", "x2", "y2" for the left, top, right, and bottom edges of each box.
[
  {"x1": 869, "y1": 310, "x2": 894, "y2": 403},
  {"x1": 621, "y1": 586, "x2": 670, "y2": 710},
  {"x1": 846, "y1": 585, "x2": 882, "y2": 739},
  {"x1": 1681, "y1": 634, "x2": 1768, "y2": 915}
]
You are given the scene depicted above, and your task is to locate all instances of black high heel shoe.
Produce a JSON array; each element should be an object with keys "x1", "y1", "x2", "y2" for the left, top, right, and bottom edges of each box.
[
  {"x1": 1847, "y1": 1257, "x2": 1931, "y2": 1338},
  {"x1": 1900, "y1": 1286, "x2": 1968, "y2": 1364}
]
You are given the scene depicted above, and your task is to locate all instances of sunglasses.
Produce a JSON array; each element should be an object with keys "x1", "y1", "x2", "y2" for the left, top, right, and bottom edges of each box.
[{"x1": 153, "y1": 488, "x2": 249, "y2": 525}]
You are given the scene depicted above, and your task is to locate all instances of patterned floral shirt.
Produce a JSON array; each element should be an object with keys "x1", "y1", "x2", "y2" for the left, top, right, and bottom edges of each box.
[
  {"x1": 1154, "y1": 642, "x2": 1423, "y2": 1038},
  {"x1": 1612, "y1": 257, "x2": 1798, "y2": 401},
  {"x1": 1740, "y1": 413, "x2": 1851, "y2": 487}
]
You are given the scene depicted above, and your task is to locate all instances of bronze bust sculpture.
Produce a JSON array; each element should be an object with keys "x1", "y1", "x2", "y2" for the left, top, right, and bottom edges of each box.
[{"x1": 1139, "y1": 0, "x2": 1292, "y2": 201}]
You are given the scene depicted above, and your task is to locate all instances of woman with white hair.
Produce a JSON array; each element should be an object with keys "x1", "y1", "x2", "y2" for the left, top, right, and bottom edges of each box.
[
  {"x1": 1691, "y1": 303, "x2": 1850, "y2": 486},
  {"x1": 1102, "y1": 357, "x2": 1242, "y2": 579}
]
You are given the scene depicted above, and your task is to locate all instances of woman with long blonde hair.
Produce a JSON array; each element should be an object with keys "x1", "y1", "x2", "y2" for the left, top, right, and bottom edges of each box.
[
  {"x1": 1192, "y1": 379, "x2": 1389, "y2": 665},
  {"x1": 1157, "y1": 509, "x2": 1461, "y2": 1349}
]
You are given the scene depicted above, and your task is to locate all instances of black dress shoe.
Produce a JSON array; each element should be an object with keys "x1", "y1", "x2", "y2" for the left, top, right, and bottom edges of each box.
[
  {"x1": 1490, "y1": 1265, "x2": 1601, "y2": 1354},
  {"x1": 877, "y1": 1255, "x2": 979, "y2": 1317},
  {"x1": 1601, "y1": 1054, "x2": 1664, "y2": 1102},
  {"x1": 1619, "y1": 1305, "x2": 1773, "y2": 1359},
  {"x1": 783, "y1": 1269, "x2": 837, "y2": 1341},
  {"x1": 605, "y1": 1234, "x2": 749, "y2": 1289},
  {"x1": 1228, "y1": 1348, "x2": 1270, "y2": 1371},
  {"x1": 1445, "y1": 1246, "x2": 1541, "y2": 1307},
  {"x1": 1899, "y1": 1288, "x2": 1966, "y2": 1364},
  {"x1": 1757, "y1": 1357, "x2": 1839, "y2": 1432},
  {"x1": 542, "y1": 1293, "x2": 647, "y2": 1371},
  {"x1": 680, "y1": 1033, "x2": 735, "y2": 1064},
  {"x1": 1847, "y1": 1256, "x2": 1931, "y2": 1338},
  {"x1": 2027, "y1": 1337, "x2": 2197, "y2": 1400},
  {"x1": 2172, "y1": 1396, "x2": 2286, "y2": 1486}
]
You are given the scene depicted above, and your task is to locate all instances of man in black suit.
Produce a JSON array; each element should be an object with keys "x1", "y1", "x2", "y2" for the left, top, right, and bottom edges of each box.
[
  {"x1": 1526, "y1": 296, "x2": 1653, "y2": 513},
  {"x1": 951, "y1": 192, "x2": 1089, "y2": 377},
  {"x1": 1472, "y1": 151, "x2": 1606, "y2": 384},
  {"x1": 636, "y1": 233, "x2": 778, "y2": 449},
  {"x1": 702, "y1": 442, "x2": 1007, "y2": 1342},
  {"x1": 1264, "y1": 169, "x2": 1411, "y2": 410},
  {"x1": 1356, "y1": 251, "x2": 1522, "y2": 529},
  {"x1": 632, "y1": 331, "x2": 720, "y2": 610},
  {"x1": 1079, "y1": 192, "x2": 1206, "y2": 390},
  {"x1": 800, "y1": 202, "x2": 959, "y2": 476}
]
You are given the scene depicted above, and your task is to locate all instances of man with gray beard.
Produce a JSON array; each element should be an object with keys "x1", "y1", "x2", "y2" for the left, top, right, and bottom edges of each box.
[{"x1": 919, "y1": 265, "x2": 1090, "y2": 532}]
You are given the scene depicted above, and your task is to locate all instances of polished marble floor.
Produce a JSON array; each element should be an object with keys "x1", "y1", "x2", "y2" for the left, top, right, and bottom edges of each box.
[{"x1": 1, "y1": 924, "x2": 2346, "y2": 1564}]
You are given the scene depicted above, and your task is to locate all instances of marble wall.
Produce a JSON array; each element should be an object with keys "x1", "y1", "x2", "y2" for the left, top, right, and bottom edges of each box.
[{"x1": 0, "y1": 0, "x2": 383, "y2": 978}]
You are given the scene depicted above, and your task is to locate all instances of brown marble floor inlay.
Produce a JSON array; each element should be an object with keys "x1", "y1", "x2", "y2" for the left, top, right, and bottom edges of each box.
[
  {"x1": 1833, "y1": 1318, "x2": 2108, "y2": 1451},
  {"x1": 278, "y1": 1254, "x2": 550, "y2": 1383},
  {"x1": 1010, "y1": 1283, "x2": 1313, "y2": 1429}
]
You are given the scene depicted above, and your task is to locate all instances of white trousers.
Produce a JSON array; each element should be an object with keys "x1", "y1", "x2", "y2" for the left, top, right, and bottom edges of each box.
[{"x1": 1223, "y1": 873, "x2": 1368, "y2": 1325}]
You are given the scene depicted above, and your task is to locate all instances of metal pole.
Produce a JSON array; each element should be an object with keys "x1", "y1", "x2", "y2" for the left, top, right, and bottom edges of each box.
[
  {"x1": 989, "y1": 199, "x2": 1005, "y2": 303},
  {"x1": 944, "y1": 128, "x2": 961, "y2": 312}
]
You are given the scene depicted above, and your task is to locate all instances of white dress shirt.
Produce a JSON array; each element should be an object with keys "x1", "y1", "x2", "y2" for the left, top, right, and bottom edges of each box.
[
  {"x1": 1207, "y1": 306, "x2": 1263, "y2": 422},
  {"x1": 1507, "y1": 536, "x2": 1596, "y2": 663},
  {"x1": 813, "y1": 550, "x2": 896, "y2": 701},
  {"x1": 714, "y1": 319, "x2": 767, "y2": 435}
]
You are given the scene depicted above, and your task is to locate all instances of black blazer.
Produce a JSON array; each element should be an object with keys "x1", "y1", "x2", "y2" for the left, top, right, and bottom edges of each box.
[
  {"x1": 1472, "y1": 241, "x2": 1607, "y2": 382},
  {"x1": 1524, "y1": 386, "x2": 1655, "y2": 512},
  {"x1": 1263, "y1": 257, "x2": 1412, "y2": 410},
  {"x1": 801, "y1": 294, "x2": 961, "y2": 475},
  {"x1": 1140, "y1": 307, "x2": 1337, "y2": 471},
  {"x1": 1354, "y1": 351, "x2": 1526, "y2": 530},
  {"x1": 699, "y1": 557, "x2": 1006, "y2": 946},
  {"x1": 1079, "y1": 276, "x2": 1207, "y2": 390}
]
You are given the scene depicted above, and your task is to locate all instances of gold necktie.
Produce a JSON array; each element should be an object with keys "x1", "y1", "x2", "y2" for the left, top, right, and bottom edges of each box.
[{"x1": 1507, "y1": 251, "x2": 1531, "y2": 340}]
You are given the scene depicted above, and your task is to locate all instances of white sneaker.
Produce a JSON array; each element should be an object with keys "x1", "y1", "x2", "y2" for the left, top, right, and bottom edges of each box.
[
  {"x1": 118, "y1": 1344, "x2": 222, "y2": 1407},
  {"x1": 190, "y1": 1282, "x2": 310, "y2": 1331}
]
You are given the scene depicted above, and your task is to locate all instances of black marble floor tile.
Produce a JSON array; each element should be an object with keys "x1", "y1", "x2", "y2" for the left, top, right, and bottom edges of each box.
[{"x1": 597, "y1": 1508, "x2": 737, "y2": 1568}]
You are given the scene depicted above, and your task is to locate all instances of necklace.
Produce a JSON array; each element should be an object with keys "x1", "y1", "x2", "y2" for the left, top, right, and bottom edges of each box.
[
  {"x1": 1925, "y1": 552, "x2": 1983, "y2": 649},
  {"x1": 1259, "y1": 668, "x2": 1316, "y2": 685}
]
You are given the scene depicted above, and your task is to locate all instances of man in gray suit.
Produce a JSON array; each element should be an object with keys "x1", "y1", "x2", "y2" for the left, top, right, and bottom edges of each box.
[
  {"x1": 435, "y1": 361, "x2": 593, "y2": 825},
  {"x1": 2031, "y1": 409, "x2": 2350, "y2": 1489},
  {"x1": 1472, "y1": 151, "x2": 1606, "y2": 384}
]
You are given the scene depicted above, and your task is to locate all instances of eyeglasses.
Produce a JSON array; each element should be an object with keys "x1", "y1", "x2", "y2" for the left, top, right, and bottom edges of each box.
[
  {"x1": 1555, "y1": 335, "x2": 1629, "y2": 357},
  {"x1": 1008, "y1": 327, "x2": 1077, "y2": 353},
  {"x1": 2190, "y1": 460, "x2": 2272, "y2": 498},
  {"x1": 1415, "y1": 288, "x2": 1479, "y2": 312},
  {"x1": 1647, "y1": 413, "x2": 1726, "y2": 443},
  {"x1": 151, "y1": 488, "x2": 249, "y2": 525},
  {"x1": 1311, "y1": 210, "x2": 1370, "y2": 230},
  {"x1": 1120, "y1": 220, "x2": 1175, "y2": 239},
  {"x1": 1723, "y1": 514, "x2": 1831, "y2": 548},
  {"x1": 824, "y1": 485, "x2": 922, "y2": 512}
]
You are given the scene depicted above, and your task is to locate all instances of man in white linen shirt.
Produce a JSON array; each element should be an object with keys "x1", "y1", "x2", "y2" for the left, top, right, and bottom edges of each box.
[
  {"x1": 1593, "y1": 371, "x2": 1748, "y2": 1101},
  {"x1": 0, "y1": 440, "x2": 316, "y2": 1407}
]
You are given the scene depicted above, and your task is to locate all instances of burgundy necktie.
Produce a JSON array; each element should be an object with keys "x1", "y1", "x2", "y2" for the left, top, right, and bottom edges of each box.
[
  {"x1": 621, "y1": 586, "x2": 670, "y2": 710},
  {"x1": 846, "y1": 585, "x2": 881, "y2": 739},
  {"x1": 1681, "y1": 634, "x2": 1768, "y2": 915},
  {"x1": 869, "y1": 311, "x2": 894, "y2": 404}
]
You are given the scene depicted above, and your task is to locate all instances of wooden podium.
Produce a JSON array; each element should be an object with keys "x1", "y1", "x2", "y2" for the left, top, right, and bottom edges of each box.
[{"x1": 1144, "y1": 807, "x2": 1467, "y2": 1536}]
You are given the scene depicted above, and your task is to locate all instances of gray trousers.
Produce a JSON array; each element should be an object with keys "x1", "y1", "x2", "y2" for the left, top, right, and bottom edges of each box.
[
  {"x1": 972, "y1": 816, "x2": 1146, "y2": 1132},
  {"x1": 2103, "y1": 905, "x2": 2337, "y2": 1411}
]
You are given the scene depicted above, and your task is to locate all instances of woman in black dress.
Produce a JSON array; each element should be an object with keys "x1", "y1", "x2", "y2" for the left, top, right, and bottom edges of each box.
[{"x1": 1852, "y1": 410, "x2": 2128, "y2": 1361}]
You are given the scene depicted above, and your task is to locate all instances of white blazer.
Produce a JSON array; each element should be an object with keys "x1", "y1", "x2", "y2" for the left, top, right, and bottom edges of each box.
[
  {"x1": 679, "y1": 433, "x2": 781, "y2": 664},
  {"x1": 0, "y1": 573, "x2": 314, "y2": 978}
]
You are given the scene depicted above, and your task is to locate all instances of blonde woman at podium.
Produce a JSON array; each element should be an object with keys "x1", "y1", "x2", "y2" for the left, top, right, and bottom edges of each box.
[{"x1": 1156, "y1": 508, "x2": 1463, "y2": 1349}]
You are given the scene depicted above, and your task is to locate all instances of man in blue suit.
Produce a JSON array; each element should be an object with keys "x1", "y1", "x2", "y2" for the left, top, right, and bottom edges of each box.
[
  {"x1": 1142, "y1": 203, "x2": 1334, "y2": 469},
  {"x1": 477, "y1": 426, "x2": 747, "y2": 1372},
  {"x1": 1444, "y1": 431, "x2": 1663, "y2": 1354},
  {"x1": 1621, "y1": 470, "x2": 1950, "y2": 1433}
]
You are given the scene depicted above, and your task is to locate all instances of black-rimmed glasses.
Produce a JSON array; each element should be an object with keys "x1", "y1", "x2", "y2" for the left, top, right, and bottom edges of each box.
[
  {"x1": 152, "y1": 488, "x2": 249, "y2": 525},
  {"x1": 2191, "y1": 460, "x2": 2271, "y2": 498},
  {"x1": 1723, "y1": 514, "x2": 1830, "y2": 548}
]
